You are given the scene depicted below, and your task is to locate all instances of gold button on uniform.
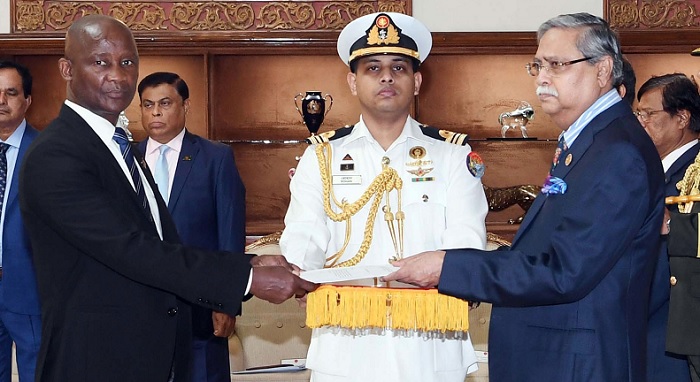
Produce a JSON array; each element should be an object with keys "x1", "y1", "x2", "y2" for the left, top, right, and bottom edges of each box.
[{"x1": 670, "y1": 276, "x2": 677, "y2": 286}]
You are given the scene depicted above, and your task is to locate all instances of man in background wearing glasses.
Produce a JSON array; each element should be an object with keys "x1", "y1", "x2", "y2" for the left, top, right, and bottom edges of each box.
[
  {"x1": 385, "y1": 13, "x2": 664, "y2": 382},
  {"x1": 638, "y1": 73, "x2": 700, "y2": 382}
]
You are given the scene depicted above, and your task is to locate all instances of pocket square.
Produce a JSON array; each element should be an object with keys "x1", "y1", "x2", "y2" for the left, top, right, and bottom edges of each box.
[{"x1": 541, "y1": 175, "x2": 567, "y2": 195}]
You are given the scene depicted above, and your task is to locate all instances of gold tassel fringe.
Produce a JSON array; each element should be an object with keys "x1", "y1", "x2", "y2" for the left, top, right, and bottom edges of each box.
[{"x1": 306, "y1": 285, "x2": 470, "y2": 333}]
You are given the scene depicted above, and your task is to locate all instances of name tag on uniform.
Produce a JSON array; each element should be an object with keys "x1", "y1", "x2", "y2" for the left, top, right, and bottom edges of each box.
[{"x1": 332, "y1": 175, "x2": 362, "y2": 185}]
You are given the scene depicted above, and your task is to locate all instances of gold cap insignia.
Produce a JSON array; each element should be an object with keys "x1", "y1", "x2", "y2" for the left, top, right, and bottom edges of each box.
[{"x1": 367, "y1": 15, "x2": 400, "y2": 46}]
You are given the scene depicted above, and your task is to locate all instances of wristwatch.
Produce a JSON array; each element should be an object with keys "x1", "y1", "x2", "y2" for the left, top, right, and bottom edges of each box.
[{"x1": 665, "y1": 218, "x2": 671, "y2": 234}]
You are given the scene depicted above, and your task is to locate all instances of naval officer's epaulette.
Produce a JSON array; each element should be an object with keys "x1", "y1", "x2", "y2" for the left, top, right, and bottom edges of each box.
[
  {"x1": 305, "y1": 125, "x2": 355, "y2": 145},
  {"x1": 419, "y1": 125, "x2": 469, "y2": 146}
]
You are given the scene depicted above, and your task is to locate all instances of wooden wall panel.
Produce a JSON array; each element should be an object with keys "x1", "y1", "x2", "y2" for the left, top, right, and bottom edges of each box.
[
  {"x1": 419, "y1": 54, "x2": 560, "y2": 140},
  {"x1": 15, "y1": 55, "x2": 65, "y2": 130},
  {"x1": 210, "y1": 55, "x2": 358, "y2": 141},
  {"x1": 227, "y1": 142, "x2": 305, "y2": 235},
  {"x1": 209, "y1": 53, "x2": 564, "y2": 142}
]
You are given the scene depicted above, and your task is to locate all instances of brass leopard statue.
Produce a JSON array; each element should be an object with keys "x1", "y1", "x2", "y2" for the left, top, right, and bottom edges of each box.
[{"x1": 483, "y1": 184, "x2": 540, "y2": 224}]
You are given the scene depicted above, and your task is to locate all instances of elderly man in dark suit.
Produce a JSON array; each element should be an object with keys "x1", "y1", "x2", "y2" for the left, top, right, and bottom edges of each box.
[
  {"x1": 137, "y1": 72, "x2": 246, "y2": 382},
  {"x1": 636, "y1": 73, "x2": 700, "y2": 382},
  {"x1": 385, "y1": 13, "x2": 664, "y2": 382},
  {"x1": 18, "y1": 14, "x2": 315, "y2": 382}
]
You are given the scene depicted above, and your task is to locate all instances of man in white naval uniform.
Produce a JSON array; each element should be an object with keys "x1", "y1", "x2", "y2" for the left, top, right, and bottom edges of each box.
[{"x1": 280, "y1": 12, "x2": 488, "y2": 382}]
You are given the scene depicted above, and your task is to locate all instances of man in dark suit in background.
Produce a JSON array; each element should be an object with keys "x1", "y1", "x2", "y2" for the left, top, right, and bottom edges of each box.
[
  {"x1": 637, "y1": 73, "x2": 700, "y2": 382},
  {"x1": 0, "y1": 61, "x2": 41, "y2": 382},
  {"x1": 385, "y1": 13, "x2": 664, "y2": 381},
  {"x1": 137, "y1": 72, "x2": 245, "y2": 382},
  {"x1": 18, "y1": 14, "x2": 315, "y2": 382}
]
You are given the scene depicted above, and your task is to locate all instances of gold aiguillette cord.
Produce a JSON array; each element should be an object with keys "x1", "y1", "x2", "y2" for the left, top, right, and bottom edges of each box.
[{"x1": 315, "y1": 143, "x2": 404, "y2": 267}]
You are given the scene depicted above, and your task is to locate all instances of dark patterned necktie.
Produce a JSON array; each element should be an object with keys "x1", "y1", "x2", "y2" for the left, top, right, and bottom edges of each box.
[
  {"x1": 113, "y1": 128, "x2": 152, "y2": 219},
  {"x1": 0, "y1": 143, "x2": 9, "y2": 216},
  {"x1": 550, "y1": 136, "x2": 568, "y2": 174}
]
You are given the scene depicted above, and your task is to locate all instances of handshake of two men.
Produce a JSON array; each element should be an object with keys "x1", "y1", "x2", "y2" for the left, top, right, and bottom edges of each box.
[{"x1": 249, "y1": 255, "x2": 318, "y2": 304}]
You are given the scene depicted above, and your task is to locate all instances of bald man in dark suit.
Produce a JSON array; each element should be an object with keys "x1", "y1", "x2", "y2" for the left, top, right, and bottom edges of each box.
[{"x1": 19, "y1": 15, "x2": 315, "y2": 382}]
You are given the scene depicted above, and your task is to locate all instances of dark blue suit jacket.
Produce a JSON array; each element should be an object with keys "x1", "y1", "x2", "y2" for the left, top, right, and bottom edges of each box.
[
  {"x1": 646, "y1": 143, "x2": 697, "y2": 381},
  {"x1": 439, "y1": 101, "x2": 664, "y2": 382},
  {"x1": 2, "y1": 124, "x2": 40, "y2": 315},
  {"x1": 139, "y1": 130, "x2": 246, "y2": 338}
]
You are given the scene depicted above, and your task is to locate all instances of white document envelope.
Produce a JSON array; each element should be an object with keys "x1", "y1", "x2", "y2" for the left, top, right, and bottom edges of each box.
[{"x1": 300, "y1": 264, "x2": 397, "y2": 284}]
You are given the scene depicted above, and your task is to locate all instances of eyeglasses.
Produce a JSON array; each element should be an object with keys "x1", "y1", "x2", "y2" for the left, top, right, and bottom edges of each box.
[
  {"x1": 633, "y1": 109, "x2": 666, "y2": 122},
  {"x1": 525, "y1": 57, "x2": 594, "y2": 77}
]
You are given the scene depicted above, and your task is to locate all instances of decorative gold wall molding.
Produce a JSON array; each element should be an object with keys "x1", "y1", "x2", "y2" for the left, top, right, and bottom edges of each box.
[
  {"x1": 257, "y1": 3, "x2": 315, "y2": 29},
  {"x1": 318, "y1": 3, "x2": 375, "y2": 29},
  {"x1": 12, "y1": 0, "x2": 410, "y2": 33},
  {"x1": 608, "y1": 0, "x2": 700, "y2": 29}
]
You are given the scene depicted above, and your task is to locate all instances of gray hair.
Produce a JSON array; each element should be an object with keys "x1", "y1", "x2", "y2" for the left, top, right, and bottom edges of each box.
[{"x1": 537, "y1": 13, "x2": 623, "y2": 87}]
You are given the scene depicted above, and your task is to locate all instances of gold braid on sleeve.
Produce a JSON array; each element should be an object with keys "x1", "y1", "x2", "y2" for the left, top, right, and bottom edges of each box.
[
  {"x1": 315, "y1": 143, "x2": 404, "y2": 268},
  {"x1": 676, "y1": 153, "x2": 700, "y2": 213}
]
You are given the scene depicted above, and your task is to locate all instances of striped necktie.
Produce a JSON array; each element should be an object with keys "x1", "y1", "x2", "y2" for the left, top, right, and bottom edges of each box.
[{"x1": 113, "y1": 128, "x2": 152, "y2": 219}]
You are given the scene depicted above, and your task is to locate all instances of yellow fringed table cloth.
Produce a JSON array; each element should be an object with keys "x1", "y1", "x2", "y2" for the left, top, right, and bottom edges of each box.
[{"x1": 306, "y1": 285, "x2": 470, "y2": 333}]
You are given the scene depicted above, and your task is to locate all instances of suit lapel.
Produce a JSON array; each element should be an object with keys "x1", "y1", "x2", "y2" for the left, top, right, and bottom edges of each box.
[
  {"x1": 6, "y1": 126, "x2": 38, "y2": 208},
  {"x1": 62, "y1": 106, "x2": 141, "y2": 205},
  {"x1": 512, "y1": 101, "x2": 628, "y2": 246},
  {"x1": 168, "y1": 131, "x2": 198, "y2": 213}
]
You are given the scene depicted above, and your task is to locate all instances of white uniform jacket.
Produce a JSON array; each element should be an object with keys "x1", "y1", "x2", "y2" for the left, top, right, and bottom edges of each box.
[{"x1": 280, "y1": 116, "x2": 488, "y2": 382}]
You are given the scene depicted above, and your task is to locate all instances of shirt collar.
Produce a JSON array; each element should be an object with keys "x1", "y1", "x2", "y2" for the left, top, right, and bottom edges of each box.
[
  {"x1": 562, "y1": 88, "x2": 622, "y2": 148},
  {"x1": 0, "y1": 119, "x2": 26, "y2": 148},
  {"x1": 663, "y1": 139, "x2": 698, "y2": 173},
  {"x1": 64, "y1": 100, "x2": 119, "y2": 146},
  {"x1": 146, "y1": 127, "x2": 186, "y2": 156},
  {"x1": 339, "y1": 115, "x2": 417, "y2": 149}
]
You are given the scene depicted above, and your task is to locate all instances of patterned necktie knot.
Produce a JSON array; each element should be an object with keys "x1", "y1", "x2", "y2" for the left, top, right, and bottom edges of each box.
[
  {"x1": 113, "y1": 127, "x2": 129, "y2": 144},
  {"x1": 0, "y1": 143, "x2": 10, "y2": 155},
  {"x1": 550, "y1": 136, "x2": 568, "y2": 174}
]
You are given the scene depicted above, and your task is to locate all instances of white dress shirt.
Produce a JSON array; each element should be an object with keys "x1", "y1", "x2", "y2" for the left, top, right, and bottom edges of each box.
[{"x1": 144, "y1": 127, "x2": 186, "y2": 201}]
